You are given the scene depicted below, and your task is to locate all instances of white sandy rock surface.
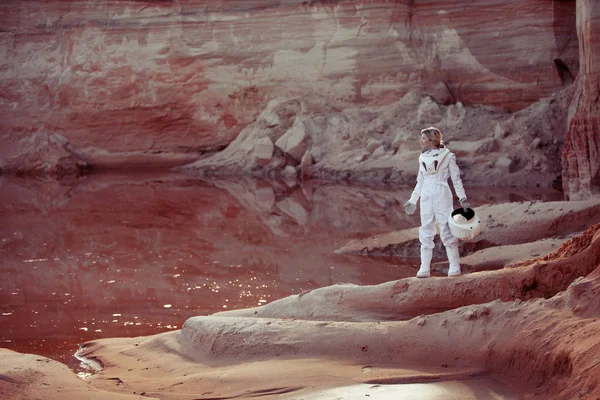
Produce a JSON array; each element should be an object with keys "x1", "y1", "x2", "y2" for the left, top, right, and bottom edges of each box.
[{"x1": 335, "y1": 199, "x2": 600, "y2": 260}]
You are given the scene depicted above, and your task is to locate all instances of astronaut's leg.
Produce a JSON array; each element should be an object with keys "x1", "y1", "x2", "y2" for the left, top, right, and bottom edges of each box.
[
  {"x1": 417, "y1": 196, "x2": 436, "y2": 278},
  {"x1": 417, "y1": 246, "x2": 434, "y2": 278},
  {"x1": 437, "y1": 208, "x2": 461, "y2": 276},
  {"x1": 446, "y1": 246, "x2": 461, "y2": 276},
  {"x1": 441, "y1": 230, "x2": 461, "y2": 276},
  {"x1": 435, "y1": 187, "x2": 462, "y2": 276}
]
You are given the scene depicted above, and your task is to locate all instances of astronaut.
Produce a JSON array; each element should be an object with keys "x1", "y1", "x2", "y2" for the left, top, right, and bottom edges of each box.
[{"x1": 403, "y1": 127, "x2": 470, "y2": 278}]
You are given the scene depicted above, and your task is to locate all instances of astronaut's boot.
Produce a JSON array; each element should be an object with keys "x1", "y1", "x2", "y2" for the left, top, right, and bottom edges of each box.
[
  {"x1": 417, "y1": 248, "x2": 433, "y2": 278},
  {"x1": 446, "y1": 246, "x2": 462, "y2": 276}
]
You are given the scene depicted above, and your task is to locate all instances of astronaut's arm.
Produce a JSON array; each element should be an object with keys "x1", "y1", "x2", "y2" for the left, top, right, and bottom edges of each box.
[
  {"x1": 408, "y1": 168, "x2": 424, "y2": 205},
  {"x1": 449, "y1": 154, "x2": 467, "y2": 200}
]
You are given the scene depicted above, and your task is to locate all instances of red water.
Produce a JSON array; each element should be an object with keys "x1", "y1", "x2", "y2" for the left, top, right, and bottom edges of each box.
[{"x1": 0, "y1": 173, "x2": 562, "y2": 371}]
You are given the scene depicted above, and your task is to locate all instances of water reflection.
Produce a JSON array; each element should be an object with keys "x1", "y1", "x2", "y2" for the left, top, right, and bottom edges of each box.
[{"x1": 0, "y1": 173, "x2": 562, "y2": 370}]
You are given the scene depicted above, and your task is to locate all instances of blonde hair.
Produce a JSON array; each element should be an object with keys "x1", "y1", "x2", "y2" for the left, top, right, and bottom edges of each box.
[{"x1": 420, "y1": 126, "x2": 443, "y2": 147}]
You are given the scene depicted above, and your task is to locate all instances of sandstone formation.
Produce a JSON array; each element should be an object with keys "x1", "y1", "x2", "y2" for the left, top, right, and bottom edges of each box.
[
  {"x1": 562, "y1": 0, "x2": 600, "y2": 200},
  {"x1": 180, "y1": 89, "x2": 575, "y2": 189},
  {"x1": 334, "y1": 200, "x2": 600, "y2": 259},
  {"x1": 1, "y1": 0, "x2": 585, "y2": 192}
]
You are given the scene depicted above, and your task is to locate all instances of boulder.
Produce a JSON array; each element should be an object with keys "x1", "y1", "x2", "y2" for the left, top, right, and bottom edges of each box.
[{"x1": 275, "y1": 119, "x2": 312, "y2": 162}]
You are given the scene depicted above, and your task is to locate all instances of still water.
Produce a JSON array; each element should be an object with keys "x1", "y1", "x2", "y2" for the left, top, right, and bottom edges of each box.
[{"x1": 0, "y1": 173, "x2": 562, "y2": 370}]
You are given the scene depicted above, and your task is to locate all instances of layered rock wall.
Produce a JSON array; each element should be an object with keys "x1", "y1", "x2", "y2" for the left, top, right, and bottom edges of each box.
[
  {"x1": 0, "y1": 0, "x2": 577, "y2": 176},
  {"x1": 562, "y1": 0, "x2": 600, "y2": 200}
]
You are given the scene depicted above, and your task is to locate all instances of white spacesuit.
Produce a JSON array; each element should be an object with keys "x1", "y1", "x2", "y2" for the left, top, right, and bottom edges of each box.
[{"x1": 405, "y1": 145, "x2": 468, "y2": 277}]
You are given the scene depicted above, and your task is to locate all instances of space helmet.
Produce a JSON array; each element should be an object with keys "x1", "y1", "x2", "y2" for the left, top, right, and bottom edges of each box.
[{"x1": 448, "y1": 207, "x2": 481, "y2": 240}]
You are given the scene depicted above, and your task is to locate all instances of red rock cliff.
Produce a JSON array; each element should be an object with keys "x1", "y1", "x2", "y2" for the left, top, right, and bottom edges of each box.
[
  {"x1": 562, "y1": 0, "x2": 600, "y2": 200},
  {"x1": 0, "y1": 1, "x2": 580, "y2": 181}
]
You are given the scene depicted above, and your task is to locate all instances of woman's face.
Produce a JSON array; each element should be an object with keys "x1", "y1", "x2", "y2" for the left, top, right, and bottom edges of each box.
[{"x1": 420, "y1": 133, "x2": 437, "y2": 151}]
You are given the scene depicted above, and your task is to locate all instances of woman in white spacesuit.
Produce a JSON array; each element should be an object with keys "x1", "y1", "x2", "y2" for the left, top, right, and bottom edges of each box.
[{"x1": 403, "y1": 127, "x2": 470, "y2": 278}]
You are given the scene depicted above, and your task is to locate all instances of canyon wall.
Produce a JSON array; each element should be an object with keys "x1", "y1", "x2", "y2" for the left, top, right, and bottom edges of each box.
[
  {"x1": 562, "y1": 0, "x2": 600, "y2": 200},
  {"x1": 0, "y1": 0, "x2": 585, "y2": 190}
]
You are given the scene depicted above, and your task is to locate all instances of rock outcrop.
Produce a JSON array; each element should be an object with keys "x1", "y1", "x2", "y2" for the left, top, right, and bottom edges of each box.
[
  {"x1": 0, "y1": 131, "x2": 88, "y2": 177},
  {"x1": 0, "y1": 0, "x2": 579, "y2": 182},
  {"x1": 562, "y1": 0, "x2": 600, "y2": 200},
  {"x1": 334, "y1": 200, "x2": 600, "y2": 259},
  {"x1": 181, "y1": 89, "x2": 575, "y2": 189}
]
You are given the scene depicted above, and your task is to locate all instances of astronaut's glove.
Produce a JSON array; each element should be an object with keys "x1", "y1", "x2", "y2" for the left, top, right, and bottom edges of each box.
[
  {"x1": 459, "y1": 197, "x2": 471, "y2": 211},
  {"x1": 404, "y1": 201, "x2": 417, "y2": 215}
]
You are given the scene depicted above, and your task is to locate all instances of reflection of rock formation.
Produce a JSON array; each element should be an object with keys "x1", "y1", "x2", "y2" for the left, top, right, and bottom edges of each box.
[
  {"x1": 214, "y1": 177, "x2": 413, "y2": 236},
  {"x1": 0, "y1": 174, "x2": 412, "y2": 360},
  {"x1": 562, "y1": 0, "x2": 600, "y2": 200}
]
